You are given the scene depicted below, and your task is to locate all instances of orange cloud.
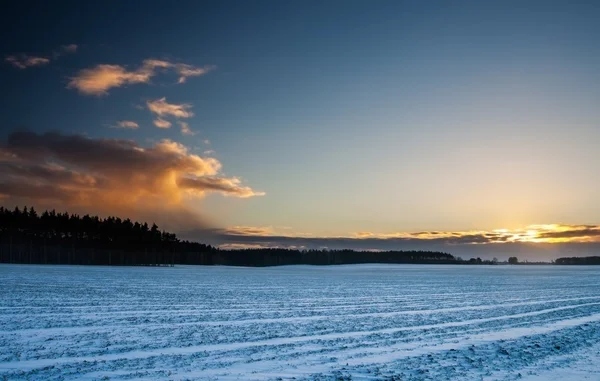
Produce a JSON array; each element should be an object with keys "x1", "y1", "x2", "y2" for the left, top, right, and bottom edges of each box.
[
  {"x1": 68, "y1": 64, "x2": 154, "y2": 95},
  {"x1": 0, "y1": 131, "x2": 263, "y2": 228},
  {"x1": 179, "y1": 177, "x2": 265, "y2": 198},
  {"x1": 221, "y1": 226, "x2": 277, "y2": 236},
  {"x1": 153, "y1": 118, "x2": 172, "y2": 129},
  {"x1": 189, "y1": 224, "x2": 600, "y2": 259},
  {"x1": 68, "y1": 59, "x2": 214, "y2": 95},
  {"x1": 147, "y1": 97, "x2": 194, "y2": 118},
  {"x1": 351, "y1": 225, "x2": 600, "y2": 244}
]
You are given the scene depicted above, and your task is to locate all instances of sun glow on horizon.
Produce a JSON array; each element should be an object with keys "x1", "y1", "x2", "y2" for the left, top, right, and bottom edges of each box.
[{"x1": 221, "y1": 224, "x2": 600, "y2": 245}]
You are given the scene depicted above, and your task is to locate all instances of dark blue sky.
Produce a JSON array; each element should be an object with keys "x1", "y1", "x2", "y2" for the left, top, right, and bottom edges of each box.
[{"x1": 1, "y1": 1, "x2": 600, "y2": 248}]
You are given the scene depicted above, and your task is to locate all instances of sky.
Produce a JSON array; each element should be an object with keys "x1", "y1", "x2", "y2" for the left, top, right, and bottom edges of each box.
[{"x1": 1, "y1": 1, "x2": 600, "y2": 259}]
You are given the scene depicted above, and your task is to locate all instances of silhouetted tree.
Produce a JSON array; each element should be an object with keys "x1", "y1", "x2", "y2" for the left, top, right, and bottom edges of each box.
[{"x1": 0, "y1": 206, "x2": 215, "y2": 266}]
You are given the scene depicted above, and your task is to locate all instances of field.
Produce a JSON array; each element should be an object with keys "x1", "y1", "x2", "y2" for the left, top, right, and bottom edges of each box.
[{"x1": 1, "y1": 264, "x2": 600, "y2": 380}]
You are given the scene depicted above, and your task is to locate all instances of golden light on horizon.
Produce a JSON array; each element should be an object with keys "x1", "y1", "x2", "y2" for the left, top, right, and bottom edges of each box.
[
  {"x1": 221, "y1": 224, "x2": 600, "y2": 245},
  {"x1": 343, "y1": 224, "x2": 600, "y2": 245}
]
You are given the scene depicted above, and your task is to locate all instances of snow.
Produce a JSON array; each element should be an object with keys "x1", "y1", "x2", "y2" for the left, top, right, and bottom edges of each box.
[{"x1": 1, "y1": 264, "x2": 600, "y2": 380}]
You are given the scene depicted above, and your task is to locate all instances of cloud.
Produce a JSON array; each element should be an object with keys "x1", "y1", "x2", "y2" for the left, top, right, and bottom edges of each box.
[
  {"x1": 61, "y1": 44, "x2": 78, "y2": 54},
  {"x1": 147, "y1": 97, "x2": 194, "y2": 118},
  {"x1": 53, "y1": 44, "x2": 78, "y2": 58},
  {"x1": 175, "y1": 64, "x2": 216, "y2": 84},
  {"x1": 218, "y1": 243, "x2": 275, "y2": 250},
  {"x1": 148, "y1": 99, "x2": 194, "y2": 131},
  {"x1": 346, "y1": 225, "x2": 600, "y2": 244},
  {"x1": 533, "y1": 226, "x2": 600, "y2": 240},
  {"x1": 113, "y1": 120, "x2": 139, "y2": 129},
  {"x1": 68, "y1": 64, "x2": 154, "y2": 96},
  {"x1": 179, "y1": 177, "x2": 265, "y2": 198},
  {"x1": 5, "y1": 55, "x2": 50, "y2": 69},
  {"x1": 153, "y1": 118, "x2": 172, "y2": 129},
  {"x1": 68, "y1": 59, "x2": 214, "y2": 95},
  {"x1": 6, "y1": 44, "x2": 78, "y2": 69},
  {"x1": 221, "y1": 226, "x2": 277, "y2": 236},
  {"x1": 178, "y1": 121, "x2": 194, "y2": 135},
  {"x1": 179, "y1": 224, "x2": 600, "y2": 261},
  {"x1": 0, "y1": 131, "x2": 263, "y2": 229},
  {"x1": 141, "y1": 59, "x2": 173, "y2": 71},
  {"x1": 68, "y1": 59, "x2": 175, "y2": 96}
]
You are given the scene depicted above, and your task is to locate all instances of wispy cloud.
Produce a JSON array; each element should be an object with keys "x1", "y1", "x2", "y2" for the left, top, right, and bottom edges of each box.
[
  {"x1": 153, "y1": 118, "x2": 172, "y2": 129},
  {"x1": 53, "y1": 44, "x2": 78, "y2": 58},
  {"x1": 178, "y1": 121, "x2": 195, "y2": 135},
  {"x1": 179, "y1": 176, "x2": 265, "y2": 198},
  {"x1": 175, "y1": 64, "x2": 216, "y2": 84},
  {"x1": 0, "y1": 131, "x2": 264, "y2": 229},
  {"x1": 221, "y1": 226, "x2": 278, "y2": 236},
  {"x1": 68, "y1": 59, "x2": 214, "y2": 96},
  {"x1": 147, "y1": 97, "x2": 194, "y2": 118},
  {"x1": 61, "y1": 44, "x2": 78, "y2": 54},
  {"x1": 112, "y1": 120, "x2": 139, "y2": 129},
  {"x1": 218, "y1": 243, "x2": 274, "y2": 250},
  {"x1": 5, "y1": 55, "x2": 50, "y2": 69},
  {"x1": 6, "y1": 44, "x2": 78, "y2": 69}
]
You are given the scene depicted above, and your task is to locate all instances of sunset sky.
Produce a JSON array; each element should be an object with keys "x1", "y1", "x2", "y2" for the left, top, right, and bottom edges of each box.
[{"x1": 1, "y1": 1, "x2": 600, "y2": 258}]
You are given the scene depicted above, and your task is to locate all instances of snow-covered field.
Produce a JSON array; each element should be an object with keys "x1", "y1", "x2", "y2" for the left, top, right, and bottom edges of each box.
[{"x1": 1, "y1": 264, "x2": 600, "y2": 380}]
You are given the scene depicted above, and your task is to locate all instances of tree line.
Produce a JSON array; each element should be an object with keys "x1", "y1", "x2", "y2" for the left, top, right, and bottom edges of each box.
[
  {"x1": 0, "y1": 206, "x2": 498, "y2": 267},
  {"x1": 554, "y1": 256, "x2": 600, "y2": 265}
]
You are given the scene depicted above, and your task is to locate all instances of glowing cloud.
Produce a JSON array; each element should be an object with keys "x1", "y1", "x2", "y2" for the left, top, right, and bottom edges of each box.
[
  {"x1": 350, "y1": 225, "x2": 600, "y2": 244},
  {"x1": 221, "y1": 226, "x2": 278, "y2": 236},
  {"x1": 68, "y1": 59, "x2": 214, "y2": 95},
  {"x1": 179, "y1": 177, "x2": 265, "y2": 198},
  {"x1": 153, "y1": 118, "x2": 172, "y2": 129},
  {"x1": 68, "y1": 64, "x2": 154, "y2": 95},
  {"x1": 147, "y1": 97, "x2": 194, "y2": 119},
  {"x1": 187, "y1": 224, "x2": 600, "y2": 259},
  {"x1": 0, "y1": 131, "x2": 264, "y2": 227},
  {"x1": 195, "y1": 224, "x2": 600, "y2": 254}
]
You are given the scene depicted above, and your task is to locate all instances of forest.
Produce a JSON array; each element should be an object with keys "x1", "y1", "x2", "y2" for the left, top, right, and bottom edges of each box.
[
  {"x1": 554, "y1": 256, "x2": 600, "y2": 265},
  {"x1": 3, "y1": 206, "x2": 596, "y2": 267},
  {"x1": 0, "y1": 206, "x2": 467, "y2": 266}
]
